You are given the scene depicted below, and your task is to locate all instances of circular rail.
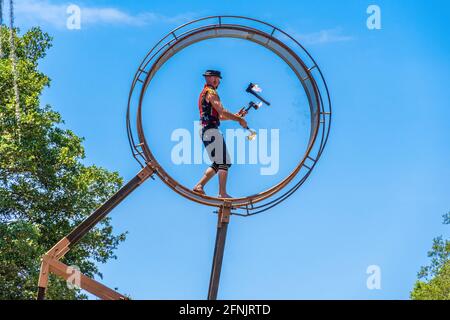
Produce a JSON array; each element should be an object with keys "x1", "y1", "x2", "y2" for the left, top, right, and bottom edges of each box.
[{"x1": 126, "y1": 16, "x2": 332, "y2": 211}]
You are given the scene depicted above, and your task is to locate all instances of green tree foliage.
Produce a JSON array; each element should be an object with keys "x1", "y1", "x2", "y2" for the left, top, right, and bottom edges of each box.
[
  {"x1": 0, "y1": 26, "x2": 126, "y2": 299},
  {"x1": 411, "y1": 212, "x2": 450, "y2": 300}
]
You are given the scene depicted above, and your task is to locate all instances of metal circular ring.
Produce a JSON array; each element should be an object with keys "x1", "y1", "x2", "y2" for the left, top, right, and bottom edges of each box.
[{"x1": 126, "y1": 16, "x2": 332, "y2": 209}]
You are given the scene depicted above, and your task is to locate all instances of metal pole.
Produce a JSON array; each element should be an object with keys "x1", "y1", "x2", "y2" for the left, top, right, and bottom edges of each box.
[
  {"x1": 66, "y1": 165, "x2": 153, "y2": 247},
  {"x1": 207, "y1": 205, "x2": 231, "y2": 300}
]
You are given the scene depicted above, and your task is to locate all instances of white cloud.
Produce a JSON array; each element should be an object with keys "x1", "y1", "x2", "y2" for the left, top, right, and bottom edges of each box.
[
  {"x1": 15, "y1": 0, "x2": 67, "y2": 28},
  {"x1": 14, "y1": 0, "x2": 197, "y2": 29}
]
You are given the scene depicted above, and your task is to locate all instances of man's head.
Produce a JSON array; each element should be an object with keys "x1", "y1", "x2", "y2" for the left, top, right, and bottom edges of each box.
[{"x1": 203, "y1": 70, "x2": 222, "y2": 89}]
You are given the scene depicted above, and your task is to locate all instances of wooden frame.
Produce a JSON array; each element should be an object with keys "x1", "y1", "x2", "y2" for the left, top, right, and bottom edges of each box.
[{"x1": 37, "y1": 166, "x2": 154, "y2": 300}]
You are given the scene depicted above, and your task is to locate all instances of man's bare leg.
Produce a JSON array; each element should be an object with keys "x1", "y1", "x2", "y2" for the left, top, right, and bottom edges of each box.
[
  {"x1": 193, "y1": 167, "x2": 216, "y2": 194},
  {"x1": 218, "y1": 169, "x2": 231, "y2": 198}
]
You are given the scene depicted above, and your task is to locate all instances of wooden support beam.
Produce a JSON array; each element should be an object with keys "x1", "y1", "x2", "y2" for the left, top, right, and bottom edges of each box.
[
  {"x1": 47, "y1": 257, "x2": 127, "y2": 300},
  {"x1": 36, "y1": 165, "x2": 153, "y2": 300}
]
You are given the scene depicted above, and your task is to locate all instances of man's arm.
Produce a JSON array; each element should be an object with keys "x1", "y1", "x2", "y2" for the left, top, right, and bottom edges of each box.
[
  {"x1": 207, "y1": 93, "x2": 247, "y2": 127},
  {"x1": 219, "y1": 112, "x2": 241, "y2": 120}
]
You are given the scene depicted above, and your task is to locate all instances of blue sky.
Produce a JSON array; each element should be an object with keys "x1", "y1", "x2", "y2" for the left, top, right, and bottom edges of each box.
[{"x1": 11, "y1": 0, "x2": 450, "y2": 299}]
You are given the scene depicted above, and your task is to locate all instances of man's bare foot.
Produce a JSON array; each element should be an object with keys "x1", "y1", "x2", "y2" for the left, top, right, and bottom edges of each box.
[
  {"x1": 193, "y1": 184, "x2": 206, "y2": 195},
  {"x1": 218, "y1": 193, "x2": 232, "y2": 199}
]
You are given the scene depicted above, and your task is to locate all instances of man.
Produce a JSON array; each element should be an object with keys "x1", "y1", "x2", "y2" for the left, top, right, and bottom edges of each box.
[{"x1": 193, "y1": 70, "x2": 247, "y2": 198}]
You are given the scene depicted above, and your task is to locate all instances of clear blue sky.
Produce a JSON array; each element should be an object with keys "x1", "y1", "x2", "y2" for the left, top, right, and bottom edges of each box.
[{"x1": 13, "y1": 0, "x2": 450, "y2": 299}]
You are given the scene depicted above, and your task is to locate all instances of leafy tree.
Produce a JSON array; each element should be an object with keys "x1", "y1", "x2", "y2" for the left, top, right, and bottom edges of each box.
[
  {"x1": 0, "y1": 26, "x2": 126, "y2": 299},
  {"x1": 410, "y1": 212, "x2": 450, "y2": 300}
]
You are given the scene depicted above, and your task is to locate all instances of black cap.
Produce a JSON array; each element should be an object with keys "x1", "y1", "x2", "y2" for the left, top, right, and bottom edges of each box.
[{"x1": 203, "y1": 70, "x2": 222, "y2": 79}]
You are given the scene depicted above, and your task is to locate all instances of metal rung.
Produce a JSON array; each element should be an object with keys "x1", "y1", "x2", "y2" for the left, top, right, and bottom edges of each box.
[
  {"x1": 303, "y1": 163, "x2": 311, "y2": 170},
  {"x1": 133, "y1": 147, "x2": 144, "y2": 156},
  {"x1": 265, "y1": 29, "x2": 276, "y2": 45},
  {"x1": 270, "y1": 27, "x2": 276, "y2": 36},
  {"x1": 308, "y1": 65, "x2": 317, "y2": 72}
]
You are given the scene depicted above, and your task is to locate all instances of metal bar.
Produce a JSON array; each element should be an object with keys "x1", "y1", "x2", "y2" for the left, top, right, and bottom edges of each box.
[
  {"x1": 207, "y1": 205, "x2": 231, "y2": 300},
  {"x1": 230, "y1": 212, "x2": 250, "y2": 217},
  {"x1": 67, "y1": 165, "x2": 153, "y2": 246},
  {"x1": 270, "y1": 27, "x2": 276, "y2": 36}
]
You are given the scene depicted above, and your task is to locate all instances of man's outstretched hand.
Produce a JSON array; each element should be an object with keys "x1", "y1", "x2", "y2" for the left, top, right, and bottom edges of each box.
[{"x1": 236, "y1": 109, "x2": 248, "y2": 117}]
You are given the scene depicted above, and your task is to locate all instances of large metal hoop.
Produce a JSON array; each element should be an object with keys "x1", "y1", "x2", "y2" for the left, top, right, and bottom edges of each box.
[{"x1": 126, "y1": 16, "x2": 332, "y2": 209}]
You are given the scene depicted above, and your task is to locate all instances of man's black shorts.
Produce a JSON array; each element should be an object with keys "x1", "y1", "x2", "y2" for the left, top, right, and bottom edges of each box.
[{"x1": 200, "y1": 125, "x2": 232, "y2": 172}]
